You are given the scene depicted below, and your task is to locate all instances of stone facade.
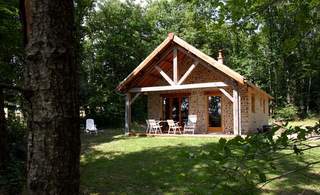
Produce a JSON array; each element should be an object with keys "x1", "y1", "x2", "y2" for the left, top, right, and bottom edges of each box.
[{"x1": 147, "y1": 61, "x2": 269, "y2": 134}]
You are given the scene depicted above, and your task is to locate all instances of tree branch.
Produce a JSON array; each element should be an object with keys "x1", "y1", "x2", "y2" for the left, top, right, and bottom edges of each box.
[
  {"x1": 258, "y1": 160, "x2": 320, "y2": 189},
  {"x1": 0, "y1": 83, "x2": 25, "y2": 92}
]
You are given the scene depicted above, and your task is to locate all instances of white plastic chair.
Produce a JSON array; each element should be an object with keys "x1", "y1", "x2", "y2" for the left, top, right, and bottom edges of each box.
[
  {"x1": 85, "y1": 119, "x2": 98, "y2": 134},
  {"x1": 184, "y1": 115, "x2": 197, "y2": 134},
  {"x1": 148, "y1": 119, "x2": 162, "y2": 134},
  {"x1": 167, "y1": 120, "x2": 182, "y2": 134},
  {"x1": 145, "y1": 119, "x2": 150, "y2": 133}
]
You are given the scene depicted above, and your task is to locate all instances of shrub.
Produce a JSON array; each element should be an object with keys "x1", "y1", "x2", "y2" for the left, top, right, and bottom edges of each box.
[
  {"x1": 0, "y1": 118, "x2": 27, "y2": 194},
  {"x1": 274, "y1": 104, "x2": 298, "y2": 121}
]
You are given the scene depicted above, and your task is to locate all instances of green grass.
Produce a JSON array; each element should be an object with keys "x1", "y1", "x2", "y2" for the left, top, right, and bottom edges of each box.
[
  {"x1": 80, "y1": 129, "x2": 320, "y2": 194},
  {"x1": 288, "y1": 117, "x2": 319, "y2": 127}
]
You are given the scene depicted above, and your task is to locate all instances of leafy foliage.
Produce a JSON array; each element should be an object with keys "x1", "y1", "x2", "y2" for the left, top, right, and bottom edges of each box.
[
  {"x1": 0, "y1": 119, "x2": 27, "y2": 194},
  {"x1": 274, "y1": 104, "x2": 299, "y2": 121},
  {"x1": 78, "y1": 0, "x2": 320, "y2": 128},
  {"x1": 184, "y1": 121, "x2": 320, "y2": 192}
]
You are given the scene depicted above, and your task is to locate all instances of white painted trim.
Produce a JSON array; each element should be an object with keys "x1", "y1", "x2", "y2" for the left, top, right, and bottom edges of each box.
[{"x1": 129, "y1": 82, "x2": 228, "y2": 92}]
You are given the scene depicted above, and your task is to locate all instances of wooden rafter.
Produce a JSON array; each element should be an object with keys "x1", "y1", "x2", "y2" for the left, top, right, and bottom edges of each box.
[
  {"x1": 117, "y1": 33, "x2": 272, "y2": 101},
  {"x1": 173, "y1": 35, "x2": 245, "y2": 84},
  {"x1": 117, "y1": 34, "x2": 174, "y2": 91}
]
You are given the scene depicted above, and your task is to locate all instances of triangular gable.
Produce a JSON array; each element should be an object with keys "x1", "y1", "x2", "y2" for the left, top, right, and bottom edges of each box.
[{"x1": 117, "y1": 33, "x2": 272, "y2": 99}]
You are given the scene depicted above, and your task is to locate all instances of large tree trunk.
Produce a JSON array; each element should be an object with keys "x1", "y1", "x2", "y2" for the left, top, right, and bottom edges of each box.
[
  {"x1": 24, "y1": 0, "x2": 80, "y2": 194},
  {"x1": 0, "y1": 87, "x2": 8, "y2": 169}
]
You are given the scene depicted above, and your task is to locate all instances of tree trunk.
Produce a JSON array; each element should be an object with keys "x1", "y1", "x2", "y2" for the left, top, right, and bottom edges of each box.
[
  {"x1": 0, "y1": 87, "x2": 8, "y2": 169},
  {"x1": 24, "y1": 0, "x2": 80, "y2": 194}
]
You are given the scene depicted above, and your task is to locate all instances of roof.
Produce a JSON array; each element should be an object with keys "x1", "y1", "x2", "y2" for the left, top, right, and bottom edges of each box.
[{"x1": 117, "y1": 33, "x2": 272, "y2": 99}]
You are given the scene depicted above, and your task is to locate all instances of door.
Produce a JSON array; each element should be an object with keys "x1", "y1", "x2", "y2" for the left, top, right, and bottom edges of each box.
[
  {"x1": 162, "y1": 93, "x2": 189, "y2": 125},
  {"x1": 207, "y1": 95, "x2": 223, "y2": 132}
]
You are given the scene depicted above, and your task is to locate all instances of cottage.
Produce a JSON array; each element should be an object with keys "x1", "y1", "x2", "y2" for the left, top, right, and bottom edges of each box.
[{"x1": 117, "y1": 33, "x2": 272, "y2": 135}]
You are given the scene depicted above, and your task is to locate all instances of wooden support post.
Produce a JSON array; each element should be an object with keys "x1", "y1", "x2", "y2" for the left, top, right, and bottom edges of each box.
[
  {"x1": 238, "y1": 93, "x2": 242, "y2": 135},
  {"x1": 130, "y1": 93, "x2": 141, "y2": 106},
  {"x1": 232, "y1": 85, "x2": 242, "y2": 135},
  {"x1": 233, "y1": 87, "x2": 239, "y2": 135},
  {"x1": 173, "y1": 47, "x2": 178, "y2": 84},
  {"x1": 125, "y1": 93, "x2": 131, "y2": 134}
]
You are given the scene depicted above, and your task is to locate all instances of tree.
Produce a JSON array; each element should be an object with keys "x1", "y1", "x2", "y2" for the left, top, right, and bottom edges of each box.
[
  {"x1": 82, "y1": 0, "x2": 152, "y2": 126},
  {"x1": 23, "y1": 0, "x2": 80, "y2": 193}
]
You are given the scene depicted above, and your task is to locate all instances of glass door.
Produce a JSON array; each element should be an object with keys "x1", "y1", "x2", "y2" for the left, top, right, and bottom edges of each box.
[
  {"x1": 171, "y1": 97, "x2": 180, "y2": 122},
  {"x1": 162, "y1": 94, "x2": 189, "y2": 125},
  {"x1": 207, "y1": 95, "x2": 222, "y2": 132}
]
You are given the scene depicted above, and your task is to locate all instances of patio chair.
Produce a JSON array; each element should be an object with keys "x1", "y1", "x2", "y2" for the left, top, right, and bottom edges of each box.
[
  {"x1": 85, "y1": 118, "x2": 98, "y2": 134},
  {"x1": 145, "y1": 119, "x2": 150, "y2": 133},
  {"x1": 167, "y1": 119, "x2": 182, "y2": 134},
  {"x1": 183, "y1": 115, "x2": 197, "y2": 134},
  {"x1": 148, "y1": 119, "x2": 162, "y2": 134}
]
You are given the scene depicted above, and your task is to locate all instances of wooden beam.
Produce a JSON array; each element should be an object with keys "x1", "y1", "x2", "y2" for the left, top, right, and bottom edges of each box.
[
  {"x1": 130, "y1": 92, "x2": 141, "y2": 106},
  {"x1": 126, "y1": 48, "x2": 173, "y2": 90},
  {"x1": 173, "y1": 35, "x2": 245, "y2": 84},
  {"x1": 219, "y1": 88, "x2": 234, "y2": 102},
  {"x1": 233, "y1": 88, "x2": 239, "y2": 135},
  {"x1": 129, "y1": 82, "x2": 228, "y2": 93},
  {"x1": 173, "y1": 47, "x2": 178, "y2": 84},
  {"x1": 177, "y1": 46, "x2": 216, "y2": 75},
  {"x1": 238, "y1": 93, "x2": 242, "y2": 135},
  {"x1": 178, "y1": 61, "x2": 198, "y2": 85},
  {"x1": 125, "y1": 93, "x2": 131, "y2": 134},
  {"x1": 117, "y1": 35, "x2": 174, "y2": 92},
  {"x1": 155, "y1": 66, "x2": 175, "y2": 86}
]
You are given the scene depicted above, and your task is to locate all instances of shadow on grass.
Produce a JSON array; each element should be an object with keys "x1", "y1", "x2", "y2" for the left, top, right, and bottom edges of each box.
[
  {"x1": 80, "y1": 131, "x2": 320, "y2": 194},
  {"x1": 261, "y1": 153, "x2": 320, "y2": 194},
  {"x1": 81, "y1": 128, "x2": 125, "y2": 153}
]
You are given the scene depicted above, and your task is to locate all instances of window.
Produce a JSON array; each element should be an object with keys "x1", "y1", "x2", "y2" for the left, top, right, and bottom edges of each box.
[{"x1": 251, "y1": 95, "x2": 255, "y2": 113}]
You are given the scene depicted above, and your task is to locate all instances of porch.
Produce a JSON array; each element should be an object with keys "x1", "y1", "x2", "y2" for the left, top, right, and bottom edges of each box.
[{"x1": 117, "y1": 33, "x2": 269, "y2": 135}]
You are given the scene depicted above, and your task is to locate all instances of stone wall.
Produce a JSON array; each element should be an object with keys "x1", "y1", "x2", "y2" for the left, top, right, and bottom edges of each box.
[{"x1": 247, "y1": 89, "x2": 269, "y2": 132}]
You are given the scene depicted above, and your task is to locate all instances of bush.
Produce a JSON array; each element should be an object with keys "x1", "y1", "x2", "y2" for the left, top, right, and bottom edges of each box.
[
  {"x1": 0, "y1": 118, "x2": 27, "y2": 194},
  {"x1": 274, "y1": 104, "x2": 298, "y2": 121}
]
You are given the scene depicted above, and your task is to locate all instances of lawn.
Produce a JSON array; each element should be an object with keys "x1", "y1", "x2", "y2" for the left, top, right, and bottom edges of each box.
[
  {"x1": 288, "y1": 117, "x2": 319, "y2": 127},
  {"x1": 80, "y1": 129, "x2": 320, "y2": 194}
]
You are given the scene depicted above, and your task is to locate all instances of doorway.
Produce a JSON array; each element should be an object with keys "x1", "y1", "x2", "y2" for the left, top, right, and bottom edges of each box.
[
  {"x1": 207, "y1": 93, "x2": 223, "y2": 132},
  {"x1": 161, "y1": 93, "x2": 189, "y2": 125}
]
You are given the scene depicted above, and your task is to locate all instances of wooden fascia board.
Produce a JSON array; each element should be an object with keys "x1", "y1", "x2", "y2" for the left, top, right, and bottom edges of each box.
[
  {"x1": 117, "y1": 35, "x2": 173, "y2": 92},
  {"x1": 173, "y1": 36, "x2": 245, "y2": 85},
  {"x1": 246, "y1": 82, "x2": 273, "y2": 99}
]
